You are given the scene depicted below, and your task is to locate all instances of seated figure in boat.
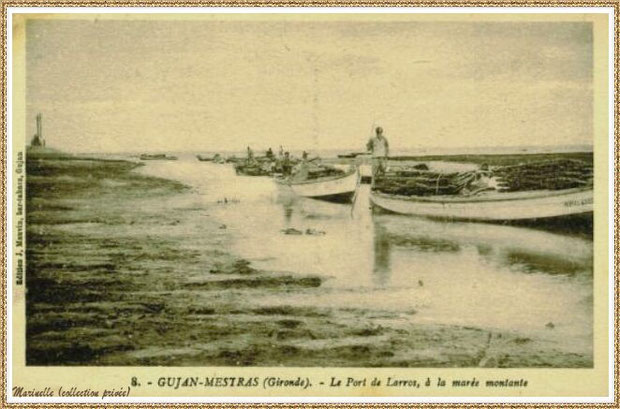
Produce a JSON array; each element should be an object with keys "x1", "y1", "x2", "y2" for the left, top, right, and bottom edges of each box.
[
  {"x1": 261, "y1": 158, "x2": 276, "y2": 173},
  {"x1": 461, "y1": 164, "x2": 499, "y2": 196},
  {"x1": 290, "y1": 151, "x2": 325, "y2": 181},
  {"x1": 290, "y1": 151, "x2": 311, "y2": 182},
  {"x1": 280, "y1": 151, "x2": 293, "y2": 176}
]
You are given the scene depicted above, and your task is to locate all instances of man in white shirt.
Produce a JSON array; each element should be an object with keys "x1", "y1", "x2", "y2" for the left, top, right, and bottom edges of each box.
[{"x1": 366, "y1": 126, "x2": 389, "y2": 178}]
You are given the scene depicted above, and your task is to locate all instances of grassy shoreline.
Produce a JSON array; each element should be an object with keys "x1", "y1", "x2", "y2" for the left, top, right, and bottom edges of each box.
[{"x1": 25, "y1": 153, "x2": 592, "y2": 367}]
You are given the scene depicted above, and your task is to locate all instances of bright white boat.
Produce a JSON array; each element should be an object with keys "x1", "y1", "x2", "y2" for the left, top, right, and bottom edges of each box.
[
  {"x1": 370, "y1": 187, "x2": 593, "y2": 221},
  {"x1": 276, "y1": 169, "x2": 360, "y2": 203}
]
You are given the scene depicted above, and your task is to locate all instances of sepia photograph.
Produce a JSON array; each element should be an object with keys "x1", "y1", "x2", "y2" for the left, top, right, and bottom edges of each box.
[{"x1": 7, "y1": 8, "x2": 614, "y2": 402}]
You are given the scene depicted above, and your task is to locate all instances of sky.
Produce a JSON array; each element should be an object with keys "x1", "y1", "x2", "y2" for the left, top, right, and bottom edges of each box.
[{"x1": 25, "y1": 16, "x2": 594, "y2": 153}]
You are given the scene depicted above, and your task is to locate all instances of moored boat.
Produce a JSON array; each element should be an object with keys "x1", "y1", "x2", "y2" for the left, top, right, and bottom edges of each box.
[
  {"x1": 276, "y1": 168, "x2": 360, "y2": 203},
  {"x1": 197, "y1": 153, "x2": 225, "y2": 163},
  {"x1": 337, "y1": 151, "x2": 367, "y2": 159},
  {"x1": 370, "y1": 187, "x2": 593, "y2": 221},
  {"x1": 234, "y1": 160, "x2": 274, "y2": 176},
  {"x1": 140, "y1": 153, "x2": 178, "y2": 161}
]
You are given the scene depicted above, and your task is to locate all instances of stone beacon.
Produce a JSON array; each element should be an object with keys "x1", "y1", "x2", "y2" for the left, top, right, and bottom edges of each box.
[{"x1": 30, "y1": 113, "x2": 45, "y2": 148}]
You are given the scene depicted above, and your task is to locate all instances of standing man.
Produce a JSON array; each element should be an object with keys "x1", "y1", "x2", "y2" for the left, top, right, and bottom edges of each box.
[
  {"x1": 367, "y1": 126, "x2": 389, "y2": 178},
  {"x1": 282, "y1": 152, "x2": 292, "y2": 176}
]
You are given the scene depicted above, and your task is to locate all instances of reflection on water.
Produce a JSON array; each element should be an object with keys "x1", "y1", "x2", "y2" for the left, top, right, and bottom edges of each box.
[
  {"x1": 372, "y1": 222, "x2": 391, "y2": 287},
  {"x1": 503, "y1": 249, "x2": 592, "y2": 276},
  {"x1": 385, "y1": 230, "x2": 461, "y2": 252},
  {"x1": 139, "y1": 157, "x2": 593, "y2": 353},
  {"x1": 283, "y1": 204, "x2": 294, "y2": 224}
]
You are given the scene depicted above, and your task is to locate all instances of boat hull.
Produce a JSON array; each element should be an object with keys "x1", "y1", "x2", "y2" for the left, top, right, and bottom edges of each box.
[
  {"x1": 358, "y1": 164, "x2": 372, "y2": 184},
  {"x1": 277, "y1": 170, "x2": 359, "y2": 203},
  {"x1": 370, "y1": 188, "x2": 593, "y2": 221},
  {"x1": 306, "y1": 190, "x2": 356, "y2": 203}
]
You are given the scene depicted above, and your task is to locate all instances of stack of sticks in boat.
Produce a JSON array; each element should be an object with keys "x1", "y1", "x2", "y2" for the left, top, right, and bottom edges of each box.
[
  {"x1": 234, "y1": 163, "x2": 273, "y2": 176},
  {"x1": 493, "y1": 159, "x2": 593, "y2": 192},
  {"x1": 373, "y1": 169, "x2": 470, "y2": 196},
  {"x1": 306, "y1": 167, "x2": 345, "y2": 180},
  {"x1": 373, "y1": 159, "x2": 593, "y2": 196}
]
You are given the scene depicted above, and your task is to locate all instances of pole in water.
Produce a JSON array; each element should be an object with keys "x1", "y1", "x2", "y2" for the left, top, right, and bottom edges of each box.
[{"x1": 350, "y1": 167, "x2": 361, "y2": 217}]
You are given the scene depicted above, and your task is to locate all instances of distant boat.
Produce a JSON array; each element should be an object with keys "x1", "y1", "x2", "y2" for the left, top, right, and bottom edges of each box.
[
  {"x1": 234, "y1": 162, "x2": 274, "y2": 176},
  {"x1": 197, "y1": 154, "x2": 224, "y2": 163},
  {"x1": 370, "y1": 187, "x2": 593, "y2": 221},
  {"x1": 337, "y1": 151, "x2": 367, "y2": 159},
  {"x1": 275, "y1": 168, "x2": 360, "y2": 203},
  {"x1": 140, "y1": 154, "x2": 177, "y2": 161}
]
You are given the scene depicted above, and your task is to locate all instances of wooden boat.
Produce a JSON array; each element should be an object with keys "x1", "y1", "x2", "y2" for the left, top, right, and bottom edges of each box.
[
  {"x1": 337, "y1": 151, "x2": 366, "y2": 159},
  {"x1": 276, "y1": 168, "x2": 360, "y2": 203},
  {"x1": 370, "y1": 187, "x2": 593, "y2": 221},
  {"x1": 140, "y1": 153, "x2": 177, "y2": 161},
  {"x1": 234, "y1": 162, "x2": 274, "y2": 176},
  {"x1": 197, "y1": 154, "x2": 224, "y2": 163}
]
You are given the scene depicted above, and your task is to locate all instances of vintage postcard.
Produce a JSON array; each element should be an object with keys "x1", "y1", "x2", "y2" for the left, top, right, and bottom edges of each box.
[{"x1": 4, "y1": 7, "x2": 616, "y2": 404}]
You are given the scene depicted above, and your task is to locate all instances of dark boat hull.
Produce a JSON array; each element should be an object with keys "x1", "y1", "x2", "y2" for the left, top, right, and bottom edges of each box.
[{"x1": 307, "y1": 191, "x2": 356, "y2": 203}]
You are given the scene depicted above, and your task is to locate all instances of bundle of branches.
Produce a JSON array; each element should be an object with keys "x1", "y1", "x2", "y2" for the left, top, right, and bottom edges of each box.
[
  {"x1": 235, "y1": 166, "x2": 272, "y2": 176},
  {"x1": 373, "y1": 170, "x2": 475, "y2": 196},
  {"x1": 387, "y1": 163, "x2": 430, "y2": 174},
  {"x1": 493, "y1": 159, "x2": 593, "y2": 192},
  {"x1": 234, "y1": 163, "x2": 272, "y2": 176},
  {"x1": 306, "y1": 166, "x2": 345, "y2": 180},
  {"x1": 374, "y1": 158, "x2": 593, "y2": 197}
]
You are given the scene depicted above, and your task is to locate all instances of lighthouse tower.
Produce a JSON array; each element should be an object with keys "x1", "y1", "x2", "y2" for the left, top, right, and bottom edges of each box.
[{"x1": 30, "y1": 113, "x2": 45, "y2": 147}]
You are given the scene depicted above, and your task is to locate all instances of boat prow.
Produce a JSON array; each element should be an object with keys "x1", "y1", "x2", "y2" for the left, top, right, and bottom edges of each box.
[
  {"x1": 370, "y1": 187, "x2": 593, "y2": 221},
  {"x1": 276, "y1": 169, "x2": 360, "y2": 203}
]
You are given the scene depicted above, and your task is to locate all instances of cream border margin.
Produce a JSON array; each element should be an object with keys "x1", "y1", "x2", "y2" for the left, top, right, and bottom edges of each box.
[{"x1": 1, "y1": 4, "x2": 617, "y2": 407}]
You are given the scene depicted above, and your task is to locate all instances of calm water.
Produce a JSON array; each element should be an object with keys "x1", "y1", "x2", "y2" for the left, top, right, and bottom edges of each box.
[{"x1": 138, "y1": 155, "x2": 593, "y2": 354}]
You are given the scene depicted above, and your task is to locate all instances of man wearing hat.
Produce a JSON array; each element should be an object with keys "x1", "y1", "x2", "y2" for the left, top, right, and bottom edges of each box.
[{"x1": 366, "y1": 126, "x2": 389, "y2": 179}]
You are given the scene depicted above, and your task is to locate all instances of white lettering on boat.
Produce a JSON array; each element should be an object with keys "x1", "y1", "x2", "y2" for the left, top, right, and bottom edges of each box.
[{"x1": 563, "y1": 197, "x2": 593, "y2": 207}]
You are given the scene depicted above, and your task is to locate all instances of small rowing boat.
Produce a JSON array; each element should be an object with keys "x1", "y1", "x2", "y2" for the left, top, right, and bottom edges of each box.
[
  {"x1": 140, "y1": 153, "x2": 177, "y2": 161},
  {"x1": 197, "y1": 154, "x2": 225, "y2": 163},
  {"x1": 370, "y1": 187, "x2": 593, "y2": 221},
  {"x1": 337, "y1": 151, "x2": 366, "y2": 159},
  {"x1": 276, "y1": 168, "x2": 360, "y2": 203},
  {"x1": 234, "y1": 161, "x2": 274, "y2": 176}
]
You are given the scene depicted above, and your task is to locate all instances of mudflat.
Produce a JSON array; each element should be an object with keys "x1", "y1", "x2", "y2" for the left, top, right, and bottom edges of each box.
[{"x1": 25, "y1": 152, "x2": 592, "y2": 367}]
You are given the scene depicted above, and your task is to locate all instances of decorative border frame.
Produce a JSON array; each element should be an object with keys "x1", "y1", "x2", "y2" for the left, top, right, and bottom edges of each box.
[{"x1": 1, "y1": 3, "x2": 617, "y2": 407}]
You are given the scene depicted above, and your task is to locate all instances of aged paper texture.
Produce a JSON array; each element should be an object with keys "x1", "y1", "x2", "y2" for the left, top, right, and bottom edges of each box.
[{"x1": 6, "y1": 9, "x2": 614, "y2": 403}]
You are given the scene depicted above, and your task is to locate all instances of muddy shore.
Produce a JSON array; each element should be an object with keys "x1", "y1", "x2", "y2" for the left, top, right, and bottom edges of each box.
[{"x1": 25, "y1": 151, "x2": 592, "y2": 367}]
